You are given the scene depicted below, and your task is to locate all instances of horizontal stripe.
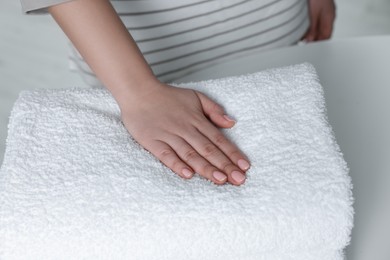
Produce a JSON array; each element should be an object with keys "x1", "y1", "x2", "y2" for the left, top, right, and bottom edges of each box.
[
  {"x1": 135, "y1": 0, "x2": 284, "y2": 43},
  {"x1": 143, "y1": 0, "x2": 302, "y2": 55},
  {"x1": 149, "y1": 1, "x2": 306, "y2": 66},
  {"x1": 115, "y1": 0, "x2": 211, "y2": 16},
  {"x1": 155, "y1": 12, "x2": 308, "y2": 79},
  {"x1": 111, "y1": 0, "x2": 217, "y2": 14},
  {"x1": 66, "y1": 0, "x2": 309, "y2": 86},
  {"x1": 124, "y1": 0, "x2": 255, "y2": 30}
]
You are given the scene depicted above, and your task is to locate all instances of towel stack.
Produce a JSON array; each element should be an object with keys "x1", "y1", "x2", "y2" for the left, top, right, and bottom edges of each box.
[{"x1": 0, "y1": 63, "x2": 353, "y2": 259}]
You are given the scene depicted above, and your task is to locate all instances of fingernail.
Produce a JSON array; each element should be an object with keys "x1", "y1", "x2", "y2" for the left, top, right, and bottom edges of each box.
[
  {"x1": 238, "y1": 159, "x2": 250, "y2": 171},
  {"x1": 182, "y1": 168, "x2": 193, "y2": 178},
  {"x1": 223, "y1": 114, "x2": 236, "y2": 123},
  {"x1": 213, "y1": 171, "x2": 227, "y2": 182},
  {"x1": 232, "y1": 171, "x2": 246, "y2": 183}
]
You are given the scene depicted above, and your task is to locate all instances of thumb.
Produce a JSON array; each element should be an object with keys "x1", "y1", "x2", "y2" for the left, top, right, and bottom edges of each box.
[{"x1": 195, "y1": 91, "x2": 236, "y2": 128}]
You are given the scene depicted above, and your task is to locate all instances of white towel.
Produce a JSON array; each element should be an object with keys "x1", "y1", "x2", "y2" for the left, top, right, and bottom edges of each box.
[{"x1": 0, "y1": 63, "x2": 353, "y2": 260}]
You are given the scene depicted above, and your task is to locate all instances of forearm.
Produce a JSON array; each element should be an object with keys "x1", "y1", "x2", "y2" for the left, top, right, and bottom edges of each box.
[
  {"x1": 48, "y1": 0, "x2": 250, "y2": 186},
  {"x1": 48, "y1": 0, "x2": 160, "y2": 108}
]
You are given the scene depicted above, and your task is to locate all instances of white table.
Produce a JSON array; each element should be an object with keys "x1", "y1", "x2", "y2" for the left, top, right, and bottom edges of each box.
[{"x1": 177, "y1": 35, "x2": 390, "y2": 260}]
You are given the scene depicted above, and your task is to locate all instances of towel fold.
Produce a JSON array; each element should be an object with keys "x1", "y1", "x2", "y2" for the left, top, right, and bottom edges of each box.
[{"x1": 0, "y1": 63, "x2": 353, "y2": 260}]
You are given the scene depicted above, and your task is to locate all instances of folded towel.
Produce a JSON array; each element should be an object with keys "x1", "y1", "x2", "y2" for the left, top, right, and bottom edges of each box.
[{"x1": 0, "y1": 63, "x2": 353, "y2": 260}]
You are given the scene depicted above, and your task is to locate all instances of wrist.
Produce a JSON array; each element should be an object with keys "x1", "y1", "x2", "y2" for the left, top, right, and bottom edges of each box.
[{"x1": 113, "y1": 77, "x2": 164, "y2": 112}]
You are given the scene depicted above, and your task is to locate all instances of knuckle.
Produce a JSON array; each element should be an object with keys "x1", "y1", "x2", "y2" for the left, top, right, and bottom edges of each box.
[
  {"x1": 192, "y1": 113, "x2": 205, "y2": 124},
  {"x1": 158, "y1": 148, "x2": 174, "y2": 160},
  {"x1": 190, "y1": 116, "x2": 204, "y2": 129},
  {"x1": 203, "y1": 143, "x2": 219, "y2": 158},
  {"x1": 213, "y1": 133, "x2": 227, "y2": 145},
  {"x1": 183, "y1": 149, "x2": 198, "y2": 162}
]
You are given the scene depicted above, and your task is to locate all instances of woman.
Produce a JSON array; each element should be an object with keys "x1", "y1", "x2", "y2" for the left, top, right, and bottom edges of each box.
[{"x1": 20, "y1": 0, "x2": 335, "y2": 186}]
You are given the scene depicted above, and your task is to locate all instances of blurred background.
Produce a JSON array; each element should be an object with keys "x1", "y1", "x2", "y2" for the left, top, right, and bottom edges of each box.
[{"x1": 1, "y1": 0, "x2": 390, "y2": 163}]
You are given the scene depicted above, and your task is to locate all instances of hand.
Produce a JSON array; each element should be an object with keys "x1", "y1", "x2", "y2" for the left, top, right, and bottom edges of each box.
[
  {"x1": 48, "y1": 0, "x2": 249, "y2": 185},
  {"x1": 303, "y1": 0, "x2": 336, "y2": 42},
  {"x1": 120, "y1": 83, "x2": 250, "y2": 186}
]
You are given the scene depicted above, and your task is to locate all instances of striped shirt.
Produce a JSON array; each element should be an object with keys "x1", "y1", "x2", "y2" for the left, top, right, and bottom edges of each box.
[{"x1": 21, "y1": 0, "x2": 309, "y2": 86}]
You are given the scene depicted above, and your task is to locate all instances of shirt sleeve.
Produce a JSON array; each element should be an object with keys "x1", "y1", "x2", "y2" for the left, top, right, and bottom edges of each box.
[{"x1": 20, "y1": 0, "x2": 74, "y2": 14}]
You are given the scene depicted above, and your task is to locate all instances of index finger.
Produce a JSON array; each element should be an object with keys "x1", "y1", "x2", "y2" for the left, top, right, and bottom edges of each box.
[{"x1": 194, "y1": 119, "x2": 250, "y2": 172}]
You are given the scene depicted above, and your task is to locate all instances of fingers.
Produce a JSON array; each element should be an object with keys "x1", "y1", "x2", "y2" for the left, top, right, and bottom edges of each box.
[
  {"x1": 317, "y1": 10, "x2": 335, "y2": 40},
  {"x1": 169, "y1": 136, "x2": 232, "y2": 185},
  {"x1": 150, "y1": 140, "x2": 195, "y2": 179},
  {"x1": 121, "y1": 85, "x2": 250, "y2": 186},
  {"x1": 194, "y1": 119, "x2": 250, "y2": 171},
  {"x1": 305, "y1": 0, "x2": 336, "y2": 42},
  {"x1": 194, "y1": 91, "x2": 250, "y2": 185},
  {"x1": 171, "y1": 134, "x2": 247, "y2": 185},
  {"x1": 180, "y1": 130, "x2": 247, "y2": 185},
  {"x1": 196, "y1": 91, "x2": 236, "y2": 129},
  {"x1": 149, "y1": 136, "x2": 229, "y2": 185},
  {"x1": 303, "y1": 0, "x2": 319, "y2": 42},
  {"x1": 304, "y1": 10, "x2": 334, "y2": 42},
  {"x1": 147, "y1": 131, "x2": 248, "y2": 186}
]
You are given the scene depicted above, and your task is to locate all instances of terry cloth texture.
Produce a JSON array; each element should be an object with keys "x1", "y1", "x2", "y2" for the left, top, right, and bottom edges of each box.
[{"x1": 0, "y1": 63, "x2": 353, "y2": 260}]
